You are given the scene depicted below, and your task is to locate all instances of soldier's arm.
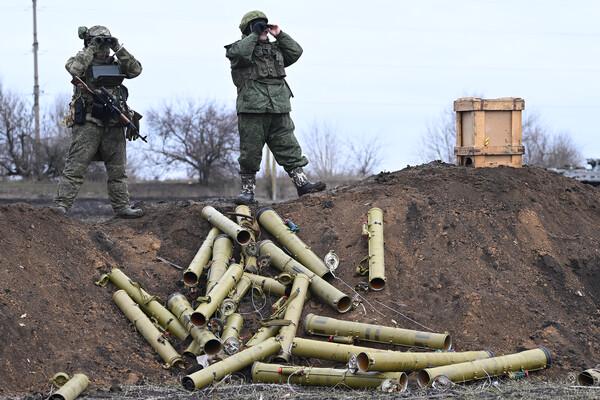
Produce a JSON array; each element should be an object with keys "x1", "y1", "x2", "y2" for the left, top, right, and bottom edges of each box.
[
  {"x1": 65, "y1": 46, "x2": 96, "y2": 77},
  {"x1": 275, "y1": 31, "x2": 303, "y2": 67},
  {"x1": 225, "y1": 33, "x2": 259, "y2": 68},
  {"x1": 115, "y1": 47, "x2": 142, "y2": 78}
]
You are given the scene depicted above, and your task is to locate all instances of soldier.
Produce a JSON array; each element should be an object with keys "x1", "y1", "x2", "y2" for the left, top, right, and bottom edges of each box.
[
  {"x1": 225, "y1": 11, "x2": 326, "y2": 205},
  {"x1": 54, "y1": 25, "x2": 143, "y2": 218}
]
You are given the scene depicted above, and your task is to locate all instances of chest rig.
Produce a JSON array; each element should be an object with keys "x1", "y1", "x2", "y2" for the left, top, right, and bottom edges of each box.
[{"x1": 231, "y1": 41, "x2": 287, "y2": 89}]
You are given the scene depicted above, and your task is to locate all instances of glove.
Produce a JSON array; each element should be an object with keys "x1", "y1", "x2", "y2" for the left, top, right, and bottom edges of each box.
[
  {"x1": 110, "y1": 37, "x2": 120, "y2": 51},
  {"x1": 251, "y1": 21, "x2": 267, "y2": 34}
]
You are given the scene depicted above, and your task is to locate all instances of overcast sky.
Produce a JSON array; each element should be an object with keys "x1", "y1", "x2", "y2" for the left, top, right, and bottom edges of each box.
[{"x1": 2, "y1": 0, "x2": 600, "y2": 175}]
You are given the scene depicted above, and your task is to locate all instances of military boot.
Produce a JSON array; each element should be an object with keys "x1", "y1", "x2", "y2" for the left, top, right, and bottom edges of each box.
[
  {"x1": 115, "y1": 205, "x2": 144, "y2": 219},
  {"x1": 235, "y1": 173, "x2": 257, "y2": 205},
  {"x1": 289, "y1": 167, "x2": 326, "y2": 197},
  {"x1": 52, "y1": 205, "x2": 68, "y2": 215}
]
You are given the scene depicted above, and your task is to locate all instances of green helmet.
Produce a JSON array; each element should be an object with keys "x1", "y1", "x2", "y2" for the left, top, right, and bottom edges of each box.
[
  {"x1": 239, "y1": 10, "x2": 268, "y2": 33},
  {"x1": 77, "y1": 25, "x2": 111, "y2": 39}
]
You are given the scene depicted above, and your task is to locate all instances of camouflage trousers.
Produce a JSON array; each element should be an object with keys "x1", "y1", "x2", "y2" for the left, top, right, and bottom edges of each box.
[
  {"x1": 238, "y1": 113, "x2": 308, "y2": 174},
  {"x1": 55, "y1": 123, "x2": 130, "y2": 210}
]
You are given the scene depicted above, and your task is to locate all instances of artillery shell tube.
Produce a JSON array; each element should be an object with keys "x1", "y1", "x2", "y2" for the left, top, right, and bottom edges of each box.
[
  {"x1": 190, "y1": 326, "x2": 222, "y2": 355},
  {"x1": 417, "y1": 347, "x2": 552, "y2": 387},
  {"x1": 182, "y1": 336, "x2": 281, "y2": 391},
  {"x1": 201, "y1": 206, "x2": 252, "y2": 245},
  {"x1": 113, "y1": 290, "x2": 183, "y2": 368},
  {"x1": 578, "y1": 368, "x2": 600, "y2": 386},
  {"x1": 49, "y1": 373, "x2": 89, "y2": 400},
  {"x1": 259, "y1": 240, "x2": 352, "y2": 313},
  {"x1": 103, "y1": 268, "x2": 188, "y2": 340},
  {"x1": 365, "y1": 207, "x2": 386, "y2": 291},
  {"x1": 221, "y1": 274, "x2": 252, "y2": 316},
  {"x1": 191, "y1": 263, "x2": 244, "y2": 327},
  {"x1": 183, "y1": 339, "x2": 204, "y2": 357},
  {"x1": 183, "y1": 227, "x2": 220, "y2": 286},
  {"x1": 235, "y1": 205, "x2": 259, "y2": 270},
  {"x1": 274, "y1": 274, "x2": 310, "y2": 362},
  {"x1": 245, "y1": 272, "x2": 290, "y2": 298},
  {"x1": 222, "y1": 313, "x2": 244, "y2": 355},
  {"x1": 292, "y1": 337, "x2": 391, "y2": 362},
  {"x1": 167, "y1": 292, "x2": 194, "y2": 329},
  {"x1": 304, "y1": 313, "x2": 451, "y2": 350},
  {"x1": 357, "y1": 349, "x2": 493, "y2": 372},
  {"x1": 206, "y1": 234, "x2": 233, "y2": 294},
  {"x1": 252, "y1": 362, "x2": 408, "y2": 392},
  {"x1": 257, "y1": 208, "x2": 331, "y2": 279}
]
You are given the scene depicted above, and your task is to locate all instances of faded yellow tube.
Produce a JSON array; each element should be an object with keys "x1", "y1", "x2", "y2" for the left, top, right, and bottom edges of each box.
[
  {"x1": 183, "y1": 339, "x2": 204, "y2": 358},
  {"x1": 183, "y1": 227, "x2": 220, "y2": 287},
  {"x1": 274, "y1": 274, "x2": 310, "y2": 362},
  {"x1": 201, "y1": 206, "x2": 252, "y2": 245},
  {"x1": 190, "y1": 326, "x2": 222, "y2": 355},
  {"x1": 364, "y1": 207, "x2": 385, "y2": 291},
  {"x1": 100, "y1": 268, "x2": 188, "y2": 341},
  {"x1": 167, "y1": 292, "x2": 194, "y2": 330},
  {"x1": 577, "y1": 368, "x2": 600, "y2": 386},
  {"x1": 292, "y1": 337, "x2": 389, "y2": 362},
  {"x1": 182, "y1": 337, "x2": 281, "y2": 391},
  {"x1": 245, "y1": 325, "x2": 281, "y2": 347},
  {"x1": 256, "y1": 208, "x2": 331, "y2": 279},
  {"x1": 259, "y1": 240, "x2": 352, "y2": 313},
  {"x1": 191, "y1": 263, "x2": 244, "y2": 327},
  {"x1": 304, "y1": 313, "x2": 451, "y2": 350},
  {"x1": 113, "y1": 290, "x2": 183, "y2": 368},
  {"x1": 417, "y1": 347, "x2": 552, "y2": 387},
  {"x1": 235, "y1": 205, "x2": 259, "y2": 272},
  {"x1": 357, "y1": 349, "x2": 493, "y2": 372},
  {"x1": 222, "y1": 313, "x2": 244, "y2": 355},
  {"x1": 49, "y1": 373, "x2": 89, "y2": 400},
  {"x1": 252, "y1": 362, "x2": 408, "y2": 392},
  {"x1": 245, "y1": 272, "x2": 290, "y2": 298},
  {"x1": 206, "y1": 234, "x2": 233, "y2": 294},
  {"x1": 221, "y1": 273, "x2": 252, "y2": 316}
]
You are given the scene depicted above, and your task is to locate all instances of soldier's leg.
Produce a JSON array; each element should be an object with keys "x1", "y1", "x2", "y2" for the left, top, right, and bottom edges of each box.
[
  {"x1": 100, "y1": 126, "x2": 130, "y2": 211},
  {"x1": 54, "y1": 124, "x2": 102, "y2": 210},
  {"x1": 236, "y1": 113, "x2": 268, "y2": 204}
]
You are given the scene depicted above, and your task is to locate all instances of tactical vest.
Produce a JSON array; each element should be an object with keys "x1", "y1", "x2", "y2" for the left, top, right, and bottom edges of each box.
[{"x1": 231, "y1": 41, "x2": 287, "y2": 89}]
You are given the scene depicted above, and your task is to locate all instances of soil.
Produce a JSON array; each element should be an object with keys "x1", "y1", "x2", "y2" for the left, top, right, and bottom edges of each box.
[{"x1": 1, "y1": 163, "x2": 599, "y2": 396}]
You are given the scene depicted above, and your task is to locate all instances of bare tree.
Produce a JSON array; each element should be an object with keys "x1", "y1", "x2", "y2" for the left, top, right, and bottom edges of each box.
[
  {"x1": 39, "y1": 95, "x2": 70, "y2": 178},
  {"x1": 146, "y1": 101, "x2": 238, "y2": 183},
  {"x1": 0, "y1": 84, "x2": 35, "y2": 178},
  {"x1": 420, "y1": 107, "x2": 456, "y2": 163},
  {"x1": 302, "y1": 122, "x2": 345, "y2": 178},
  {"x1": 346, "y1": 137, "x2": 383, "y2": 177}
]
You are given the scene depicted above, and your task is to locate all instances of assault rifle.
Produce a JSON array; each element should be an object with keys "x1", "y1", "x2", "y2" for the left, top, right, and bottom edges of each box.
[{"x1": 70, "y1": 75, "x2": 147, "y2": 142}]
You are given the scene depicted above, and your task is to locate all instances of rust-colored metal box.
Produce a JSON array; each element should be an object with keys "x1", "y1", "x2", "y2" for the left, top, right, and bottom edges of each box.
[{"x1": 454, "y1": 97, "x2": 525, "y2": 168}]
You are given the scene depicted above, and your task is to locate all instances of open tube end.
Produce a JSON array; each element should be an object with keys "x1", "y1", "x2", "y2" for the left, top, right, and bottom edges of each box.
[
  {"x1": 398, "y1": 372, "x2": 409, "y2": 392},
  {"x1": 369, "y1": 277, "x2": 386, "y2": 291},
  {"x1": 204, "y1": 339, "x2": 223, "y2": 356},
  {"x1": 416, "y1": 370, "x2": 432, "y2": 388},
  {"x1": 183, "y1": 271, "x2": 199, "y2": 287},
  {"x1": 190, "y1": 312, "x2": 207, "y2": 327},
  {"x1": 577, "y1": 371, "x2": 595, "y2": 386},
  {"x1": 539, "y1": 346, "x2": 552, "y2": 367},
  {"x1": 336, "y1": 296, "x2": 352, "y2": 313},
  {"x1": 442, "y1": 335, "x2": 452, "y2": 351},
  {"x1": 356, "y1": 352, "x2": 370, "y2": 372},
  {"x1": 181, "y1": 376, "x2": 196, "y2": 391},
  {"x1": 236, "y1": 229, "x2": 252, "y2": 246}
]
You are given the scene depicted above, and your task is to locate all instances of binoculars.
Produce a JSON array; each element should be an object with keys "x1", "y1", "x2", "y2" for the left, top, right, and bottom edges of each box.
[{"x1": 91, "y1": 36, "x2": 117, "y2": 47}]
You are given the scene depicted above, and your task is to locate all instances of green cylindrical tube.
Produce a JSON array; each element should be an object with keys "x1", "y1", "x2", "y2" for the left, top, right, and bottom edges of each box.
[
  {"x1": 292, "y1": 337, "x2": 389, "y2": 362},
  {"x1": 201, "y1": 206, "x2": 252, "y2": 245},
  {"x1": 364, "y1": 207, "x2": 385, "y2": 291},
  {"x1": 190, "y1": 326, "x2": 222, "y2": 355},
  {"x1": 259, "y1": 240, "x2": 352, "y2": 313},
  {"x1": 206, "y1": 234, "x2": 233, "y2": 294},
  {"x1": 257, "y1": 208, "x2": 332, "y2": 279},
  {"x1": 167, "y1": 292, "x2": 194, "y2": 330},
  {"x1": 183, "y1": 339, "x2": 204, "y2": 358},
  {"x1": 183, "y1": 227, "x2": 220, "y2": 287},
  {"x1": 246, "y1": 325, "x2": 281, "y2": 347},
  {"x1": 357, "y1": 349, "x2": 493, "y2": 372},
  {"x1": 245, "y1": 272, "x2": 290, "y2": 298},
  {"x1": 182, "y1": 337, "x2": 281, "y2": 391},
  {"x1": 222, "y1": 313, "x2": 244, "y2": 355},
  {"x1": 235, "y1": 205, "x2": 259, "y2": 272},
  {"x1": 304, "y1": 313, "x2": 451, "y2": 350},
  {"x1": 113, "y1": 290, "x2": 183, "y2": 368},
  {"x1": 49, "y1": 373, "x2": 89, "y2": 400},
  {"x1": 221, "y1": 274, "x2": 252, "y2": 316},
  {"x1": 191, "y1": 263, "x2": 244, "y2": 327},
  {"x1": 101, "y1": 268, "x2": 188, "y2": 341},
  {"x1": 578, "y1": 368, "x2": 600, "y2": 386},
  {"x1": 274, "y1": 274, "x2": 310, "y2": 362},
  {"x1": 252, "y1": 362, "x2": 408, "y2": 392},
  {"x1": 417, "y1": 347, "x2": 552, "y2": 387}
]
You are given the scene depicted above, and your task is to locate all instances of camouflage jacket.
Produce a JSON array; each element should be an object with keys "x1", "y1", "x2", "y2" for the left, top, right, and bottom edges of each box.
[
  {"x1": 65, "y1": 46, "x2": 142, "y2": 126},
  {"x1": 225, "y1": 31, "x2": 303, "y2": 114}
]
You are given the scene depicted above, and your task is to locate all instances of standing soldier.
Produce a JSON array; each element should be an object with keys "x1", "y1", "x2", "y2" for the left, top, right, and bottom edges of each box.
[
  {"x1": 54, "y1": 25, "x2": 144, "y2": 218},
  {"x1": 226, "y1": 11, "x2": 326, "y2": 205}
]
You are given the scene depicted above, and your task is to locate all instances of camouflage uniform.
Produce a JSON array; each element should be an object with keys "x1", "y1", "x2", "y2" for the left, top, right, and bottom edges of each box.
[{"x1": 54, "y1": 26, "x2": 142, "y2": 215}]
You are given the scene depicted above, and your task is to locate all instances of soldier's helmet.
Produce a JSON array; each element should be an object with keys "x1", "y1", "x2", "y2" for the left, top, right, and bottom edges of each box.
[
  {"x1": 239, "y1": 10, "x2": 268, "y2": 33},
  {"x1": 78, "y1": 25, "x2": 111, "y2": 40}
]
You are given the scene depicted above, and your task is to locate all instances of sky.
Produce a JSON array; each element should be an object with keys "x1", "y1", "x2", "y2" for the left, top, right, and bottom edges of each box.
[{"x1": 1, "y1": 0, "x2": 600, "y2": 175}]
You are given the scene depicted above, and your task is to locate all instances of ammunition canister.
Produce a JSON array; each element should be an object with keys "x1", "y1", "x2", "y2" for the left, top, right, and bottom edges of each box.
[
  {"x1": 245, "y1": 272, "x2": 290, "y2": 298},
  {"x1": 221, "y1": 273, "x2": 252, "y2": 316},
  {"x1": 206, "y1": 234, "x2": 233, "y2": 294},
  {"x1": 356, "y1": 349, "x2": 493, "y2": 372},
  {"x1": 222, "y1": 313, "x2": 244, "y2": 355},
  {"x1": 256, "y1": 208, "x2": 331, "y2": 279},
  {"x1": 190, "y1": 326, "x2": 222, "y2": 355},
  {"x1": 102, "y1": 268, "x2": 188, "y2": 341},
  {"x1": 577, "y1": 368, "x2": 600, "y2": 386},
  {"x1": 251, "y1": 362, "x2": 408, "y2": 392},
  {"x1": 49, "y1": 373, "x2": 89, "y2": 400},
  {"x1": 167, "y1": 292, "x2": 194, "y2": 330},
  {"x1": 259, "y1": 240, "x2": 352, "y2": 313},
  {"x1": 183, "y1": 227, "x2": 220, "y2": 287},
  {"x1": 274, "y1": 274, "x2": 310, "y2": 362},
  {"x1": 364, "y1": 207, "x2": 385, "y2": 291},
  {"x1": 182, "y1": 336, "x2": 281, "y2": 391},
  {"x1": 304, "y1": 313, "x2": 451, "y2": 350},
  {"x1": 417, "y1": 347, "x2": 552, "y2": 387},
  {"x1": 191, "y1": 263, "x2": 244, "y2": 327},
  {"x1": 201, "y1": 206, "x2": 252, "y2": 245},
  {"x1": 113, "y1": 290, "x2": 183, "y2": 368}
]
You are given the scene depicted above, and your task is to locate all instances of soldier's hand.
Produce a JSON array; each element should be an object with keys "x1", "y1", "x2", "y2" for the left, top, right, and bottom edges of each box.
[
  {"x1": 110, "y1": 37, "x2": 120, "y2": 51},
  {"x1": 268, "y1": 24, "x2": 281, "y2": 37}
]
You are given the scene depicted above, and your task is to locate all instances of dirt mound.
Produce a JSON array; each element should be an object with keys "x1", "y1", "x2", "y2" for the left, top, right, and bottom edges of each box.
[{"x1": 1, "y1": 164, "x2": 599, "y2": 395}]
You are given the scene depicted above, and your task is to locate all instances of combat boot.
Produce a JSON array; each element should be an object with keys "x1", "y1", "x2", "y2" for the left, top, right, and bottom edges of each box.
[
  {"x1": 289, "y1": 167, "x2": 326, "y2": 197},
  {"x1": 115, "y1": 205, "x2": 144, "y2": 219},
  {"x1": 52, "y1": 205, "x2": 68, "y2": 215},
  {"x1": 235, "y1": 173, "x2": 257, "y2": 205}
]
